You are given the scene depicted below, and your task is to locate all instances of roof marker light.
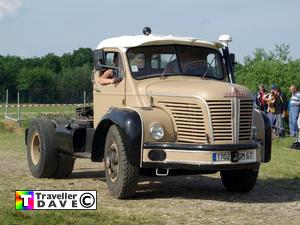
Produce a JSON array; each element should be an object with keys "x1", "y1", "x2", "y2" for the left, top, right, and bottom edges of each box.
[{"x1": 143, "y1": 27, "x2": 151, "y2": 36}]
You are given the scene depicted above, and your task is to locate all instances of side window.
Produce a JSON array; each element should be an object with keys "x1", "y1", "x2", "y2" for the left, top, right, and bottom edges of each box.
[
  {"x1": 105, "y1": 52, "x2": 124, "y2": 77},
  {"x1": 105, "y1": 52, "x2": 123, "y2": 68},
  {"x1": 105, "y1": 53, "x2": 116, "y2": 66}
]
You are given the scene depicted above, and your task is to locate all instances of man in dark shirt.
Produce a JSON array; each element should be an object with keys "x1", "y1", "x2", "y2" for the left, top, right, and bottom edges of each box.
[{"x1": 274, "y1": 87, "x2": 288, "y2": 136}]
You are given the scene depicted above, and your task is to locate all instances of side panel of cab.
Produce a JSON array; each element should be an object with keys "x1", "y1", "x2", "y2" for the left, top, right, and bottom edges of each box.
[{"x1": 93, "y1": 48, "x2": 126, "y2": 127}]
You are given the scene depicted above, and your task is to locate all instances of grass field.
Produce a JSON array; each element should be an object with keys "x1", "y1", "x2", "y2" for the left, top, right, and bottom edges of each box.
[{"x1": 0, "y1": 118, "x2": 299, "y2": 225}]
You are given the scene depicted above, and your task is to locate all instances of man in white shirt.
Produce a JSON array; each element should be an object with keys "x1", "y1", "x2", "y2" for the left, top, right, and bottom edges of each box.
[{"x1": 289, "y1": 84, "x2": 300, "y2": 137}]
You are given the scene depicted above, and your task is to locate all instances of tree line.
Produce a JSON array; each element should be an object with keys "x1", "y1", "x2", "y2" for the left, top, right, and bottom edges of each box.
[
  {"x1": 1, "y1": 44, "x2": 300, "y2": 103},
  {"x1": 0, "y1": 48, "x2": 93, "y2": 103}
]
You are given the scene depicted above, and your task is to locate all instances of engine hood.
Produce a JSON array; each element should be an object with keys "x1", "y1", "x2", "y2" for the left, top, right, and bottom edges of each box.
[{"x1": 146, "y1": 79, "x2": 253, "y2": 100}]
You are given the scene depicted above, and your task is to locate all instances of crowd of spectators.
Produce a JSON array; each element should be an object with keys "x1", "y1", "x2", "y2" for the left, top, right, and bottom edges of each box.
[{"x1": 255, "y1": 84, "x2": 300, "y2": 148}]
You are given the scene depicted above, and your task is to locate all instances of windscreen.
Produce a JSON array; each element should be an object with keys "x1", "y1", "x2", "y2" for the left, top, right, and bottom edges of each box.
[{"x1": 127, "y1": 45, "x2": 224, "y2": 80}]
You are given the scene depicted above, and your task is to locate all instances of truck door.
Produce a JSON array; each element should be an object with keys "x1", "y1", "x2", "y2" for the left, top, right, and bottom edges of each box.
[{"x1": 93, "y1": 51, "x2": 125, "y2": 127}]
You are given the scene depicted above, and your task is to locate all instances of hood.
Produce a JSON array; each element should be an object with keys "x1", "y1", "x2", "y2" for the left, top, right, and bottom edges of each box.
[{"x1": 146, "y1": 79, "x2": 253, "y2": 100}]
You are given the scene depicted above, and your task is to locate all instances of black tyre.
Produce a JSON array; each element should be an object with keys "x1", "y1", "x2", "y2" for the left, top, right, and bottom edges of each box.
[
  {"x1": 27, "y1": 118, "x2": 58, "y2": 178},
  {"x1": 220, "y1": 167, "x2": 259, "y2": 193},
  {"x1": 104, "y1": 125, "x2": 139, "y2": 199},
  {"x1": 52, "y1": 117, "x2": 75, "y2": 178}
]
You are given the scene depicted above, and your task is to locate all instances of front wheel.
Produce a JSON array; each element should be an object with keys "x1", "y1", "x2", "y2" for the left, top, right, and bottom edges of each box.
[
  {"x1": 220, "y1": 167, "x2": 259, "y2": 193},
  {"x1": 104, "y1": 125, "x2": 139, "y2": 199}
]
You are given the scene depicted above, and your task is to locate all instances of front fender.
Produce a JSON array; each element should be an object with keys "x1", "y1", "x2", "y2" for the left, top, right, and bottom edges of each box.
[
  {"x1": 91, "y1": 108, "x2": 142, "y2": 166},
  {"x1": 253, "y1": 109, "x2": 272, "y2": 162}
]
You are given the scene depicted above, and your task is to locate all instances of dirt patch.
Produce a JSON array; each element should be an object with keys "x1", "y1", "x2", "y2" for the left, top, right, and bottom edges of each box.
[{"x1": 0, "y1": 132, "x2": 299, "y2": 225}]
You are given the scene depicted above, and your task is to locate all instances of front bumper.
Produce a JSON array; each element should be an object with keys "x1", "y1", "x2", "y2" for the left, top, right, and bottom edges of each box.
[{"x1": 142, "y1": 142, "x2": 261, "y2": 170}]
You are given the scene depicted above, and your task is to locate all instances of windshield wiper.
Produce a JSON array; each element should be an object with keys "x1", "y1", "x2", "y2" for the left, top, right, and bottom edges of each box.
[
  {"x1": 201, "y1": 56, "x2": 215, "y2": 79},
  {"x1": 160, "y1": 54, "x2": 175, "y2": 79}
]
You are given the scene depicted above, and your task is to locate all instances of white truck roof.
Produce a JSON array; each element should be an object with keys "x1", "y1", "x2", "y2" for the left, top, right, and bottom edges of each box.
[{"x1": 96, "y1": 35, "x2": 223, "y2": 50}]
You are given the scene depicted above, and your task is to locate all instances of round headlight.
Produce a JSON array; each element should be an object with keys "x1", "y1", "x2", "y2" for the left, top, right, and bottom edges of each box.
[{"x1": 149, "y1": 123, "x2": 165, "y2": 140}]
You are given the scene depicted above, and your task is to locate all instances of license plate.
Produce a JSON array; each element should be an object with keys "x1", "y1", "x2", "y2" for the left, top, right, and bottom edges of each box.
[{"x1": 212, "y1": 150, "x2": 256, "y2": 162}]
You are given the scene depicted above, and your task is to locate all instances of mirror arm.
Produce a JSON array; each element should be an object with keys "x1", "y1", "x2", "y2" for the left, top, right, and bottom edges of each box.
[{"x1": 222, "y1": 47, "x2": 235, "y2": 84}]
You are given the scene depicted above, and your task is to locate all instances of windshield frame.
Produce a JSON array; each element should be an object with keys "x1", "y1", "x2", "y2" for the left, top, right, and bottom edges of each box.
[{"x1": 126, "y1": 44, "x2": 225, "y2": 81}]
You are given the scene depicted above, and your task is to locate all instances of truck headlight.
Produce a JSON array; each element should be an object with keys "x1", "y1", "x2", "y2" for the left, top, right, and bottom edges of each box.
[
  {"x1": 251, "y1": 126, "x2": 258, "y2": 140},
  {"x1": 149, "y1": 123, "x2": 165, "y2": 140}
]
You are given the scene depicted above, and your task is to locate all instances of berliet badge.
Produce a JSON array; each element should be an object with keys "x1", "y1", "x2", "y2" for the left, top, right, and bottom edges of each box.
[{"x1": 224, "y1": 86, "x2": 246, "y2": 97}]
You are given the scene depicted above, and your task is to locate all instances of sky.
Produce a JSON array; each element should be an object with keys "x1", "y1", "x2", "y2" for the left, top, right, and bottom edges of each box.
[{"x1": 0, "y1": 0, "x2": 300, "y2": 63}]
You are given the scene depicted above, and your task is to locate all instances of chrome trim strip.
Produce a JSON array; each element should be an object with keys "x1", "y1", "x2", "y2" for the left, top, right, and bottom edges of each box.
[
  {"x1": 233, "y1": 98, "x2": 238, "y2": 144},
  {"x1": 236, "y1": 99, "x2": 240, "y2": 143},
  {"x1": 231, "y1": 98, "x2": 235, "y2": 144},
  {"x1": 231, "y1": 97, "x2": 239, "y2": 144}
]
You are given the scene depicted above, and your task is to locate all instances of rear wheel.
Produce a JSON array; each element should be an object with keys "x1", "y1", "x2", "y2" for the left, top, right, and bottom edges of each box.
[
  {"x1": 27, "y1": 117, "x2": 75, "y2": 178},
  {"x1": 27, "y1": 118, "x2": 58, "y2": 178},
  {"x1": 104, "y1": 125, "x2": 139, "y2": 199},
  {"x1": 220, "y1": 167, "x2": 259, "y2": 193}
]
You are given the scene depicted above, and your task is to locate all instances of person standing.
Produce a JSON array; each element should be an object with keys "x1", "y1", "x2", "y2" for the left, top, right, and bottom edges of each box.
[
  {"x1": 290, "y1": 113, "x2": 300, "y2": 150},
  {"x1": 256, "y1": 85, "x2": 267, "y2": 112},
  {"x1": 274, "y1": 87, "x2": 288, "y2": 136},
  {"x1": 289, "y1": 84, "x2": 300, "y2": 137},
  {"x1": 263, "y1": 87, "x2": 276, "y2": 127}
]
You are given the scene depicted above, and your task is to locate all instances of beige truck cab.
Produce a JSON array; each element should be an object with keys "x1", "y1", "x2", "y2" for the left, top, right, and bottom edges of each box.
[{"x1": 26, "y1": 28, "x2": 272, "y2": 199}]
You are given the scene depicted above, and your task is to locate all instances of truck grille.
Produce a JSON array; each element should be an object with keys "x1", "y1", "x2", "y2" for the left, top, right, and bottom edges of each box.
[
  {"x1": 207, "y1": 100, "x2": 232, "y2": 143},
  {"x1": 158, "y1": 99, "x2": 253, "y2": 144},
  {"x1": 239, "y1": 100, "x2": 253, "y2": 141},
  {"x1": 158, "y1": 101, "x2": 206, "y2": 143}
]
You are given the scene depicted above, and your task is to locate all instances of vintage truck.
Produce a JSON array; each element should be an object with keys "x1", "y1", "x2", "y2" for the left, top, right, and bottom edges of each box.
[{"x1": 25, "y1": 28, "x2": 272, "y2": 199}]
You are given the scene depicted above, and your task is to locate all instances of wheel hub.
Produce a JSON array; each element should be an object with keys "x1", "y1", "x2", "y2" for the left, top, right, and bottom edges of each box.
[
  {"x1": 106, "y1": 143, "x2": 119, "y2": 182},
  {"x1": 30, "y1": 132, "x2": 41, "y2": 165}
]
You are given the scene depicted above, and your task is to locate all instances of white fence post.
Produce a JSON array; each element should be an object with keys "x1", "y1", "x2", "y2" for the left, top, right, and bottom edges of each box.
[
  {"x1": 4, "y1": 90, "x2": 21, "y2": 124},
  {"x1": 84, "y1": 90, "x2": 86, "y2": 107},
  {"x1": 5, "y1": 89, "x2": 8, "y2": 117},
  {"x1": 17, "y1": 92, "x2": 20, "y2": 124}
]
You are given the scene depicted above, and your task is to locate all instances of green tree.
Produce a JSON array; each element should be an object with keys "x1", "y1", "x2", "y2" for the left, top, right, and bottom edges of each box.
[
  {"x1": 0, "y1": 55, "x2": 23, "y2": 102},
  {"x1": 42, "y1": 53, "x2": 62, "y2": 74},
  {"x1": 235, "y1": 44, "x2": 300, "y2": 96},
  {"x1": 61, "y1": 53, "x2": 73, "y2": 68},
  {"x1": 17, "y1": 67, "x2": 57, "y2": 103},
  {"x1": 72, "y1": 48, "x2": 93, "y2": 68},
  {"x1": 57, "y1": 64, "x2": 92, "y2": 103}
]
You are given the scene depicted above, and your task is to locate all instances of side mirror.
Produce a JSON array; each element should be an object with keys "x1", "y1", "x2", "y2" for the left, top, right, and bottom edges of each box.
[
  {"x1": 93, "y1": 50, "x2": 105, "y2": 70},
  {"x1": 230, "y1": 53, "x2": 236, "y2": 65}
]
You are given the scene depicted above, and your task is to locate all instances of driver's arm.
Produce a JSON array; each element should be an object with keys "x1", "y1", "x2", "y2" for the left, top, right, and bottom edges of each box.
[{"x1": 96, "y1": 69, "x2": 122, "y2": 85}]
